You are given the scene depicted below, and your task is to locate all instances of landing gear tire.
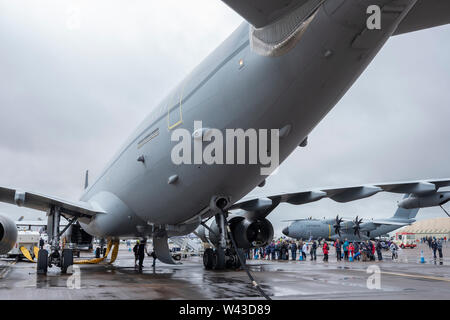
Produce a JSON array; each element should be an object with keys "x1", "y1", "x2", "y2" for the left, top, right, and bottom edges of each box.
[
  {"x1": 173, "y1": 254, "x2": 181, "y2": 261},
  {"x1": 95, "y1": 247, "x2": 101, "y2": 258},
  {"x1": 213, "y1": 248, "x2": 226, "y2": 270},
  {"x1": 225, "y1": 248, "x2": 245, "y2": 269},
  {"x1": 37, "y1": 249, "x2": 48, "y2": 275},
  {"x1": 203, "y1": 248, "x2": 214, "y2": 270},
  {"x1": 61, "y1": 249, "x2": 73, "y2": 274}
]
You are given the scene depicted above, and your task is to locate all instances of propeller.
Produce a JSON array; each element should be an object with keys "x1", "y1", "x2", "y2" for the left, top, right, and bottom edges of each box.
[
  {"x1": 333, "y1": 215, "x2": 343, "y2": 237},
  {"x1": 353, "y1": 216, "x2": 364, "y2": 238}
]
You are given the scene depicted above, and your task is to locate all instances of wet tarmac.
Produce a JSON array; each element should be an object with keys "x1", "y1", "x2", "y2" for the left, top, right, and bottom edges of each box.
[{"x1": 0, "y1": 243, "x2": 449, "y2": 299}]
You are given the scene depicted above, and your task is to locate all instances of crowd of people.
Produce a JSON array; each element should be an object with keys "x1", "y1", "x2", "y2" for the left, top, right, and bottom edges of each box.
[
  {"x1": 422, "y1": 236, "x2": 445, "y2": 259},
  {"x1": 245, "y1": 237, "x2": 445, "y2": 262}
]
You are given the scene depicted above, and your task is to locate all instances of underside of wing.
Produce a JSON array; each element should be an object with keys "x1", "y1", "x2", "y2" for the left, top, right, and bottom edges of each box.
[
  {"x1": 371, "y1": 220, "x2": 411, "y2": 226},
  {"x1": 222, "y1": 0, "x2": 450, "y2": 34},
  {"x1": 394, "y1": 0, "x2": 450, "y2": 35},
  {"x1": 230, "y1": 178, "x2": 450, "y2": 219},
  {"x1": 0, "y1": 186, "x2": 104, "y2": 219}
]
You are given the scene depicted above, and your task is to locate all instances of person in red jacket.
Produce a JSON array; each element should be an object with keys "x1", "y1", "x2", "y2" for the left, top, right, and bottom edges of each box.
[
  {"x1": 323, "y1": 241, "x2": 329, "y2": 262},
  {"x1": 371, "y1": 241, "x2": 376, "y2": 261},
  {"x1": 349, "y1": 242, "x2": 355, "y2": 260}
]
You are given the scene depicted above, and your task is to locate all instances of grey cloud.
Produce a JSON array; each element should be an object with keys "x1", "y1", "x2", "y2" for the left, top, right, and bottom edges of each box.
[{"x1": 0, "y1": 1, "x2": 449, "y2": 237}]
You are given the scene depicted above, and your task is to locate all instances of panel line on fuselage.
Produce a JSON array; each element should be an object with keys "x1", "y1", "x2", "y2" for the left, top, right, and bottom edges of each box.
[{"x1": 137, "y1": 128, "x2": 160, "y2": 149}]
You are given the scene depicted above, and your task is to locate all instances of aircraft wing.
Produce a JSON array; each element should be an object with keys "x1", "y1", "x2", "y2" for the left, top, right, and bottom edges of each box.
[
  {"x1": 371, "y1": 220, "x2": 410, "y2": 226},
  {"x1": 230, "y1": 178, "x2": 450, "y2": 219},
  {"x1": 0, "y1": 186, "x2": 105, "y2": 219},
  {"x1": 16, "y1": 220, "x2": 49, "y2": 227},
  {"x1": 394, "y1": 0, "x2": 450, "y2": 35},
  {"x1": 15, "y1": 220, "x2": 69, "y2": 227},
  {"x1": 221, "y1": 0, "x2": 315, "y2": 28},
  {"x1": 221, "y1": 0, "x2": 450, "y2": 33}
]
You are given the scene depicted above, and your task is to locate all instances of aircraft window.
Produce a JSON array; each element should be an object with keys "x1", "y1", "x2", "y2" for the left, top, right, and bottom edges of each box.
[{"x1": 137, "y1": 128, "x2": 159, "y2": 149}]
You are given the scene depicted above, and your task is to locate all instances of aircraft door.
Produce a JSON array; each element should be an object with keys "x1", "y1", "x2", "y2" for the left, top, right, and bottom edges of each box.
[{"x1": 167, "y1": 85, "x2": 185, "y2": 130}]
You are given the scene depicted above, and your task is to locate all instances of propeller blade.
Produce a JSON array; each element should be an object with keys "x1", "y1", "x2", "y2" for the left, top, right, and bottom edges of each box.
[
  {"x1": 353, "y1": 215, "x2": 363, "y2": 236},
  {"x1": 333, "y1": 214, "x2": 344, "y2": 236}
]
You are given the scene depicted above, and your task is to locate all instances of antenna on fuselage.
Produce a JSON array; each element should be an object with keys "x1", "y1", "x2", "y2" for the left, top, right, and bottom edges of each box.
[{"x1": 84, "y1": 170, "x2": 89, "y2": 189}]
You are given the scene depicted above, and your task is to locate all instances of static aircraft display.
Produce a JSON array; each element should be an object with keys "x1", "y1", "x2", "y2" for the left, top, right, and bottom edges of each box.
[
  {"x1": 281, "y1": 195, "x2": 420, "y2": 241},
  {"x1": 0, "y1": 1, "x2": 450, "y2": 274}
]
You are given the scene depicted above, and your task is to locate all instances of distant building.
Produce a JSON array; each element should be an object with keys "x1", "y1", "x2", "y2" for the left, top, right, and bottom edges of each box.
[{"x1": 397, "y1": 217, "x2": 450, "y2": 239}]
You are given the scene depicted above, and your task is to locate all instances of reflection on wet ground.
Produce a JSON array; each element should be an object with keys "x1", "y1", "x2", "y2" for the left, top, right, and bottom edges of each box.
[{"x1": 0, "y1": 244, "x2": 449, "y2": 299}]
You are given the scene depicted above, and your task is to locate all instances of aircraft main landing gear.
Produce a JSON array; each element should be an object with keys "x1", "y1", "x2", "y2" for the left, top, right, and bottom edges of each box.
[
  {"x1": 202, "y1": 209, "x2": 245, "y2": 271},
  {"x1": 37, "y1": 249, "x2": 48, "y2": 274},
  {"x1": 37, "y1": 206, "x2": 75, "y2": 275},
  {"x1": 203, "y1": 247, "x2": 243, "y2": 270}
]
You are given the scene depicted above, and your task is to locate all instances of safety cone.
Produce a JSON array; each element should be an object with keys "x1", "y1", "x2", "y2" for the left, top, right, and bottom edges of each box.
[
  {"x1": 299, "y1": 254, "x2": 303, "y2": 261},
  {"x1": 420, "y1": 250, "x2": 425, "y2": 263},
  {"x1": 349, "y1": 256, "x2": 353, "y2": 262}
]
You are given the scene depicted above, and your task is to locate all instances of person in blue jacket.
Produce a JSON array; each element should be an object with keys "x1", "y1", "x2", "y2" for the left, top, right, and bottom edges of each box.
[
  {"x1": 290, "y1": 241, "x2": 297, "y2": 261},
  {"x1": 335, "y1": 239, "x2": 342, "y2": 261}
]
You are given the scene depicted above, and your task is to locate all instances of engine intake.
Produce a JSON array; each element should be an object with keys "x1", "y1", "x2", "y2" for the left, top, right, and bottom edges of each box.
[
  {"x1": 0, "y1": 214, "x2": 18, "y2": 255},
  {"x1": 229, "y1": 217, "x2": 274, "y2": 249},
  {"x1": 195, "y1": 216, "x2": 274, "y2": 249}
]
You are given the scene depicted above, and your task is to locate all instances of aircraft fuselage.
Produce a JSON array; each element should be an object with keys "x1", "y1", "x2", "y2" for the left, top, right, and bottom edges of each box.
[
  {"x1": 283, "y1": 219, "x2": 404, "y2": 241},
  {"x1": 78, "y1": 2, "x2": 413, "y2": 238}
]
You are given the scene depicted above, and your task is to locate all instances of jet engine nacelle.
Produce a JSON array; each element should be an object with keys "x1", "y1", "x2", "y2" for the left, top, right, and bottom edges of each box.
[
  {"x1": 398, "y1": 192, "x2": 450, "y2": 209},
  {"x1": 196, "y1": 216, "x2": 274, "y2": 249},
  {"x1": 229, "y1": 217, "x2": 274, "y2": 249},
  {"x1": 0, "y1": 214, "x2": 18, "y2": 255}
]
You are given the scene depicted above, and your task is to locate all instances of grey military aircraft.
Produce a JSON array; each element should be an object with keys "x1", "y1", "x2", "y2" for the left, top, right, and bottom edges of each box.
[
  {"x1": 0, "y1": 1, "x2": 450, "y2": 274},
  {"x1": 282, "y1": 195, "x2": 420, "y2": 241}
]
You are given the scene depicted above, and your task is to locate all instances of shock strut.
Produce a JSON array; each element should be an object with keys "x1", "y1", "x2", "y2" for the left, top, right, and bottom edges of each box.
[{"x1": 221, "y1": 210, "x2": 271, "y2": 300}]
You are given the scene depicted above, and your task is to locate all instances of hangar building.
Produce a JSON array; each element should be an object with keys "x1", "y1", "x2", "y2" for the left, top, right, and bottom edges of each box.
[{"x1": 399, "y1": 217, "x2": 450, "y2": 239}]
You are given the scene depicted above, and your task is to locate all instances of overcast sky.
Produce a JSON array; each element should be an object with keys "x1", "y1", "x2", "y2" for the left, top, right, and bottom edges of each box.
[{"x1": 1, "y1": 1, "x2": 449, "y2": 236}]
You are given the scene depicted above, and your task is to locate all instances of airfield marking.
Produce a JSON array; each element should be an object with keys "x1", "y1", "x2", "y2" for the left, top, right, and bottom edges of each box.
[
  {"x1": 350, "y1": 268, "x2": 450, "y2": 282},
  {"x1": 379, "y1": 270, "x2": 450, "y2": 282}
]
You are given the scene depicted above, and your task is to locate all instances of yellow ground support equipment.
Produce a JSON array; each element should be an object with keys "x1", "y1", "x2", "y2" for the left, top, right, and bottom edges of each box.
[
  {"x1": 33, "y1": 246, "x2": 39, "y2": 259},
  {"x1": 19, "y1": 246, "x2": 35, "y2": 263},
  {"x1": 74, "y1": 240, "x2": 119, "y2": 265},
  {"x1": 109, "y1": 240, "x2": 120, "y2": 264}
]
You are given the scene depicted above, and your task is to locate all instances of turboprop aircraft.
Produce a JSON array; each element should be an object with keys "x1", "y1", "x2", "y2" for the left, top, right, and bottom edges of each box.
[
  {"x1": 281, "y1": 195, "x2": 421, "y2": 241},
  {"x1": 0, "y1": 0, "x2": 450, "y2": 274}
]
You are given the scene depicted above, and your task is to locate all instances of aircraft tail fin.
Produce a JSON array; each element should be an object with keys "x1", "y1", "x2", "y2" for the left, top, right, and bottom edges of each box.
[
  {"x1": 84, "y1": 170, "x2": 89, "y2": 190},
  {"x1": 392, "y1": 194, "x2": 419, "y2": 220}
]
